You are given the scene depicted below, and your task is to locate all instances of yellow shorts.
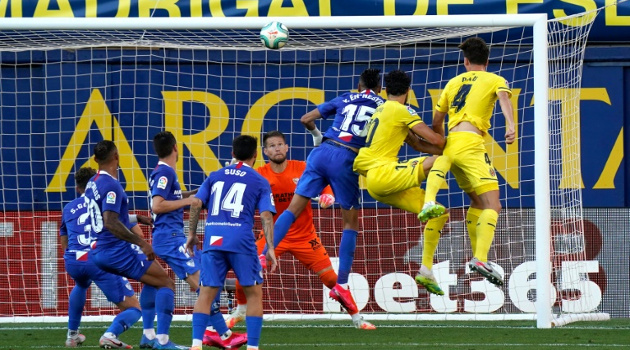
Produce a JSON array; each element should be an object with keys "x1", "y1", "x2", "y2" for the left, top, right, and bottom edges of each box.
[
  {"x1": 365, "y1": 157, "x2": 427, "y2": 214},
  {"x1": 444, "y1": 131, "x2": 498, "y2": 195}
]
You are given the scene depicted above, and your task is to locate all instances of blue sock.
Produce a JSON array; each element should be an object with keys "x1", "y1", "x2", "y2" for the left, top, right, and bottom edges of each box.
[
  {"x1": 209, "y1": 294, "x2": 229, "y2": 335},
  {"x1": 140, "y1": 285, "x2": 157, "y2": 330},
  {"x1": 192, "y1": 312, "x2": 210, "y2": 342},
  {"x1": 155, "y1": 287, "x2": 174, "y2": 335},
  {"x1": 263, "y1": 210, "x2": 296, "y2": 254},
  {"x1": 337, "y1": 229, "x2": 358, "y2": 284},
  {"x1": 106, "y1": 307, "x2": 141, "y2": 336},
  {"x1": 245, "y1": 316, "x2": 263, "y2": 347},
  {"x1": 68, "y1": 285, "x2": 87, "y2": 331}
]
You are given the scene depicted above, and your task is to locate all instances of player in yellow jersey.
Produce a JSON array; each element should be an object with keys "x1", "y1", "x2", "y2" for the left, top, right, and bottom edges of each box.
[
  {"x1": 353, "y1": 69, "x2": 448, "y2": 295},
  {"x1": 419, "y1": 37, "x2": 515, "y2": 287}
]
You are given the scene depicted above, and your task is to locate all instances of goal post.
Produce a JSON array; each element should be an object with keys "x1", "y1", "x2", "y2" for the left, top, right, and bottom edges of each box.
[{"x1": 0, "y1": 13, "x2": 608, "y2": 328}]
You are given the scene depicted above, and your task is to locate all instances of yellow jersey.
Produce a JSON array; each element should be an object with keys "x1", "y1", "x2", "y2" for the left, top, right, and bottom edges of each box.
[
  {"x1": 436, "y1": 71, "x2": 511, "y2": 134},
  {"x1": 353, "y1": 100, "x2": 424, "y2": 175}
]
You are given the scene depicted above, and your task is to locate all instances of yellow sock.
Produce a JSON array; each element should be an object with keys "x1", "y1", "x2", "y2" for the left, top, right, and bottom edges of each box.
[
  {"x1": 421, "y1": 213, "x2": 449, "y2": 269},
  {"x1": 466, "y1": 207, "x2": 483, "y2": 257},
  {"x1": 475, "y1": 209, "x2": 499, "y2": 262},
  {"x1": 424, "y1": 156, "x2": 451, "y2": 204}
]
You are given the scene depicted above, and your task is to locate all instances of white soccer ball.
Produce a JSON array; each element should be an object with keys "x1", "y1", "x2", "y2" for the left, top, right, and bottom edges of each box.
[{"x1": 260, "y1": 21, "x2": 288, "y2": 49}]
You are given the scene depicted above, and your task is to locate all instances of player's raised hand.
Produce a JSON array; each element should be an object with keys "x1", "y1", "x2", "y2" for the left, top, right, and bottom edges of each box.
[
  {"x1": 266, "y1": 249, "x2": 278, "y2": 272},
  {"x1": 318, "y1": 194, "x2": 335, "y2": 208},
  {"x1": 185, "y1": 235, "x2": 199, "y2": 257},
  {"x1": 224, "y1": 158, "x2": 238, "y2": 167}
]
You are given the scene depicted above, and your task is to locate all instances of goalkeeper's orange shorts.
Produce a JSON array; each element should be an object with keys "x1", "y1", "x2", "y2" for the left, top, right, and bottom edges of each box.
[{"x1": 256, "y1": 232, "x2": 332, "y2": 274}]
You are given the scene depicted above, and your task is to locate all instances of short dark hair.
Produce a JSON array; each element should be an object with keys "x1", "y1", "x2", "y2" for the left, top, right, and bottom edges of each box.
[
  {"x1": 459, "y1": 37, "x2": 489, "y2": 65},
  {"x1": 93, "y1": 140, "x2": 117, "y2": 163},
  {"x1": 262, "y1": 130, "x2": 286, "y2": 147},
  {"x1": 153, "y1": 131, "x2": 176, "y2": 158},
  {"x1": 233, "y1": 135, "x2": 258, "y2": 161},
  {"x1": 74, "y1": 167, "x2": 96, "y2": 190},
  {"x1": 384, "y1": 70, "x2": 411, "y2": 97},
  {"x1": 359, "y1": 68, "x2": 381, "y2": 90}
]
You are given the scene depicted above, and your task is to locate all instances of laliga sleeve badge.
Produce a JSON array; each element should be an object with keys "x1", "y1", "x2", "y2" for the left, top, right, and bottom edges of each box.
[{"x1": 106, "y1": 191, "x2": 116, "y2": 204}]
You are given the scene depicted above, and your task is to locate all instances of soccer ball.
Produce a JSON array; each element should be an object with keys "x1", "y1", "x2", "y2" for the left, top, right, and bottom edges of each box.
[{"x1": 260, "y1": 21, "x2": 288, "y2": 49}]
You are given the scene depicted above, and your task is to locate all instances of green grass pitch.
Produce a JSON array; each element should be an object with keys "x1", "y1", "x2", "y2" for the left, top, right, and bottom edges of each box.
[{"x1": 1, "y1": 320, "x2": 630, "y2": 349}]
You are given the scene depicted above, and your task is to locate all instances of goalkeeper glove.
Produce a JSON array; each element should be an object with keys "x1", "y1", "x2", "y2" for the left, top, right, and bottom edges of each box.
[
  {"x1": 318, "y1": 194, "x2": 335, "y2": 209},
  {"x1": 224, "y1": 158, "x2": 237, "y2": 167},
  {"x1": 309, "y1": 128, "x2": 323, "y2": 147}
]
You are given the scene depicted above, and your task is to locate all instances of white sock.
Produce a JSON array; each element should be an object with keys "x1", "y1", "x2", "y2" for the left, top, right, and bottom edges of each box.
[
  {"x1": 156, "y1": 334, "x2": 169, "y2": 345},
  {"x1": 103, "y1": 332, "x2": 116, "y2": 339},
  {"x1": 235, "y1": 303, "x2": 247, "y2": 314},
  {"x1": 220, "y1": 329, "x2": 232, "y2": 341},
  {"x1": 192, "y1": 339, "x2": 203, "y2": 347},
  {"x1": 143, "y1": 329, "x2": 156, "y2": 339},
  {"x1": 351, "y1": 313, "x2": 361, "y2": 323},
  {"x1": 67, "y1": 330, "x2": 78, "y2": 337},
  {"x1": 206, "y1": 326, "x2": 216, "y2": 332},
  {"x1": 247, "y1": 346, "x2": 259, "y2": 350}
]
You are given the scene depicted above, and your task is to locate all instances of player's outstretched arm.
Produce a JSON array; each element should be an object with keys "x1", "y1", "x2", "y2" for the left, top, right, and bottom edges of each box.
[
  {"x1": 301, "y1": 108, "x2": 323, "y2": 146},
  {"x1": 103, "y1": 210, "x2": 155, "y2": 260},
  {"x1": 260, "y1": 210, "x2": 277, "y2": 272},
  {"x1": 498, "y1": 91, "x2": 515, "y2": 144},
  {"x1": 182, "y1": 187, "x2": 198, "y2": 198},
  {"x1": 405, "y1": 130, "x2": 443, "y2": 155},
  {"x1": 151, "y1": 195, "x2": 195, "y2": 214},
  {"x1": 411, "y1": 122, "x2": 446, "y2": 149},
  {"x1": 185, "y1": 197, "x2": 202, "y2": 256}
]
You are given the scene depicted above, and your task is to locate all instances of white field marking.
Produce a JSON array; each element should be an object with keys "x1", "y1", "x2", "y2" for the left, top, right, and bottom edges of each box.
[
  {"x1": 11, "y1": 343, "x2": 630, "y2": 349},
  {"x1": 2, "y1": 323, "x2": 629, "y2": 331}
]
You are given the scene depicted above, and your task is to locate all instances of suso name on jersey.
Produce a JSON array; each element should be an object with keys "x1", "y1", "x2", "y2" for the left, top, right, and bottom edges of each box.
[{"x1": 224, "y1": 168, "x2": 247, "y2": 177}]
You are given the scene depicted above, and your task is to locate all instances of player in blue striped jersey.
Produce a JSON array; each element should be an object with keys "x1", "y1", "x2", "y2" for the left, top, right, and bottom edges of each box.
[
  {"x1": 186, "y1": 135, "x2": 277, "y2": 350},
  {"x1": 272, "y1": 68, "x2": 384, "y2": 319},
  {"x1": 84, "y1": 140, "x2": 185, "y2": 350},
  {"x1": 61, "y1": 167, "x2": 149, "y2": 348}
]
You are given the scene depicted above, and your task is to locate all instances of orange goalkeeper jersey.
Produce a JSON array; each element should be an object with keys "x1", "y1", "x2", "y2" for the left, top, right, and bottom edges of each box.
[{"x1": 257, "y1": 160, "x2": 333, "y2": 242}]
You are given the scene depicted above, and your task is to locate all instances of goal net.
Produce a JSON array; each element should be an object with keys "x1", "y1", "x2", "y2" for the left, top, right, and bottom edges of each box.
[{"x1": 0, "y1": 13, "x2": 608, "y2": 328}]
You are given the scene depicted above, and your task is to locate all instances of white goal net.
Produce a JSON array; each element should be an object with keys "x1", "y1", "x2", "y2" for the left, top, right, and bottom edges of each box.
[{"x1": 0, "y1": 13, "x2": 608, "y2": 328}]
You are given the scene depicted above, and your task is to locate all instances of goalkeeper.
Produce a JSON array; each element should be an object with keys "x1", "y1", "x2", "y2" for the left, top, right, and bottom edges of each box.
[
  {"x1": 353, "y1": 69, "x2": 449, "y2": 296},
  {"x1": 216, "y1": 131, "x2": 375, "y2": 332},
  {"x1": 420, "y1": 37, "x2": 514, "y2": 287}
]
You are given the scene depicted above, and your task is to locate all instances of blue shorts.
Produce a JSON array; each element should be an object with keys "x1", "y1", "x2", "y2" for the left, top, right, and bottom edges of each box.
[
  {"x1": 91, "y1": 244, "x2": 152, "y2": 281},
  {"x1": 200, "y1": 250, "x2": 263, "y2": 288},
  {"x1": 64, "y1": 257, "x2": 135, "y2": 303},
  {"x1": 295, "y1": 141, "x2": 361, "y2": 210},
  {"x1": 154, "y1": 237, "x2": 201, "y2": 280}
]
